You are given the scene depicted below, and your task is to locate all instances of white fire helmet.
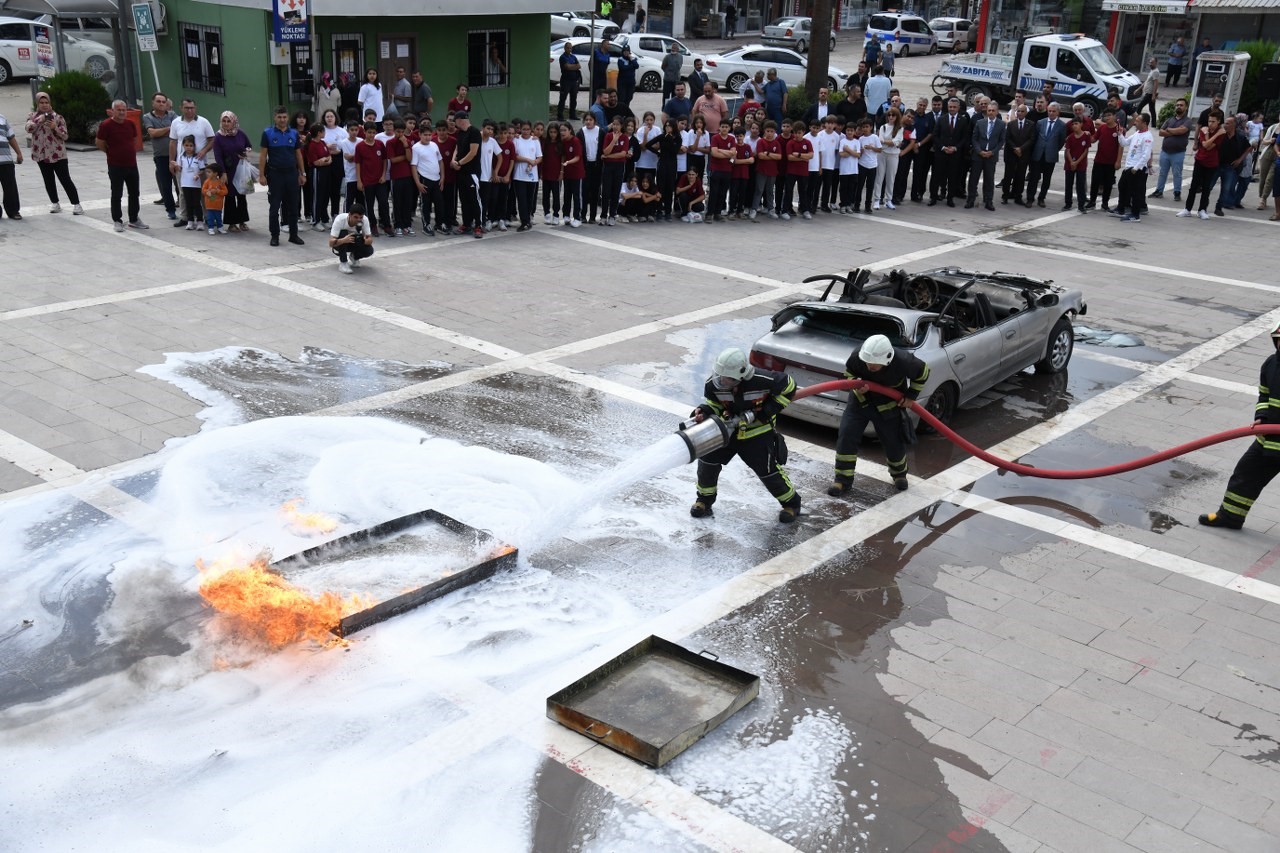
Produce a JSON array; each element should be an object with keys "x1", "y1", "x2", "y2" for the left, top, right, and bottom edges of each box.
[
  {"x1": 859, "y1": 334, "x2": 895, "y2": 366},
  {"x1": 713, "y1": 347, "x2": 755, "y2": 384}
]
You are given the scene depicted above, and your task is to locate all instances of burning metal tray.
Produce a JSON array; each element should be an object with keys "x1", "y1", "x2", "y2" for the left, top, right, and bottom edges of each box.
[
  {"x1": 547, "y1": 635, "x2": 759, "y2": 767},
  {"x1": 271, "y1": 509, "x2": 517, "y2": 638}
]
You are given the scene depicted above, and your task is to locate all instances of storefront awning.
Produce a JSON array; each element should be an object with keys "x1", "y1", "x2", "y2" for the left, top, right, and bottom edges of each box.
[
  {"x1": 1101, "y1": 0, "x2": 1188, "y2": 11},
  {"x1": 197, "y1": 0, "x2": 569, "y2": 13},
  {"x1": 1188, "y1": 0, "x2": 1280, "y2": 9}
]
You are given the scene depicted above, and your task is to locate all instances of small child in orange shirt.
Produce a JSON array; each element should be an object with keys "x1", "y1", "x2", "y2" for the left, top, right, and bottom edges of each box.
[{"x1": 202, "y1": 163, "x2": 229, "y2": 234}]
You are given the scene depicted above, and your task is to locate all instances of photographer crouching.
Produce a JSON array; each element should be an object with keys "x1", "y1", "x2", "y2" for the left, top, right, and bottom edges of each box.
[{"x1": 328, "y1": 202, "x2": 376, "y2": 274}]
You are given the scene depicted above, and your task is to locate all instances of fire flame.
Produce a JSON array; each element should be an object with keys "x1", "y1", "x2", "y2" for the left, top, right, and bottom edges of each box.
[
  {"x1": 280, "y1": 499, "x2": 339, "y2": 536},
  {"x1": 197, "y1": 553, "x2": 367, "y2": 647}
]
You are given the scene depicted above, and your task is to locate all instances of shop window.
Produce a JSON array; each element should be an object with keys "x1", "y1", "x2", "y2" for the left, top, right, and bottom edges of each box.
[
  {"x1": 180, "y1": 22, "x2": 223, "y2": 95},
  {"x1": 331, "y1": 32, "x2": 364, "y2": 79},
  {"x1": 467, "y1": 29, "x2": 509, "y2": 88}
]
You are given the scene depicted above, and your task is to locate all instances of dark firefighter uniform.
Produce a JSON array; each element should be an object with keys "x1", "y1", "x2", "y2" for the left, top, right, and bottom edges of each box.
[
  {"x1": 833, "y1": 348, "x2": 930, "y2": 488},
  {"x1": 1201, "y1": 344, "x2": 1280, "y2": 529},
  {"x1": 693, "y1": 368, "x2": 801, "y2": 518}
]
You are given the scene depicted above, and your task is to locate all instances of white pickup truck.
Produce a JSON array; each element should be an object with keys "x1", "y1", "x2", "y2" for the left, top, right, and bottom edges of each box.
[{"x1": 933, "y1": 33, "x2": 1141, "y2": 118}]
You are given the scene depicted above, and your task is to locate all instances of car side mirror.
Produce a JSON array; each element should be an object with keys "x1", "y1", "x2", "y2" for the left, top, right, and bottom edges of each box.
[{"x1": 1038, "y1": 293, "x2": 1059, "y2": 308}]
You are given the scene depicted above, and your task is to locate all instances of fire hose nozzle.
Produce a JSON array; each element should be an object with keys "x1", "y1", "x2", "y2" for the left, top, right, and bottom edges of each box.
[{"x1": 676, "y1": 413, "x2": 740, "y2": 463}]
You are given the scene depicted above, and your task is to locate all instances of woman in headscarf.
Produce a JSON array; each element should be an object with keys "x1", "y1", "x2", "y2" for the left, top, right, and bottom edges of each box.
[
  {"x1": 316, "y1": 71, "x2": 341, "y2": 119},
  {"x1": 212, "y1": 110, "x2": 253, "y2": 232},
  {"x1": 25, "y1": 91, "x2": 80, "y2": 214}
]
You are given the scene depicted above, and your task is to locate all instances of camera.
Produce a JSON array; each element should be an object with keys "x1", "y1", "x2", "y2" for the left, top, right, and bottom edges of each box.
[{"x1": 353, "y1": 219, "x2": 365, "y2": 241}]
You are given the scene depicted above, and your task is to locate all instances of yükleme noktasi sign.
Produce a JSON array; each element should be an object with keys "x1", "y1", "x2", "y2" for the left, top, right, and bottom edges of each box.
[{"x1": 273, "y1": 0, "x2": 309, "y2": 43}]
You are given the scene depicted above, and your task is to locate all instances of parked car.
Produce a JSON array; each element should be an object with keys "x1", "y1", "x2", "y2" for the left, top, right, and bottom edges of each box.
[
  {"x1": 548, "y1": 37, "x2": 664, "y2": 92},
  {"x1": 761, "y1": 16, "x2": 836, "y2": 54},
  {"x1": 704, "y1": 45, "x2": 848, "y2": 94},
  {"x1": 930, "y1": 17, "x2": 973, "y2": 53},
  {"x1": 46, "y1": 15, "x2": 116, "y2": 49},
  {"x1": 748, "y1": 267, "x2": 1086, "y2": 429},
  {"x1": 0, "y1": 16, "x2": 114, "y2": 84},
  {"x1": 864, "y1": 12, "x2": 937, "y2": 56},
  {"x1": 549, "y1": 11, "x2": 619, "y2": 41},
  {"x1": 614, "y1": 33, "x2": 706, "y2": 68}
]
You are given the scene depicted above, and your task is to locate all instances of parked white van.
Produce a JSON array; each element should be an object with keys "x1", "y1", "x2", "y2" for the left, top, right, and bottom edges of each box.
[{"x1": 864, "y1": 12, "x2": 937, "y2": 56}]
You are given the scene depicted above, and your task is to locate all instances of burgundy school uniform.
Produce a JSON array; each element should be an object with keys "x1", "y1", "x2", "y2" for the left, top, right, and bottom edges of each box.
[
  {"x1": 1063, "y1": 133, "x2": 1090, "y2": 172},
  {"x1": 755, "y1": 137, "x2": 781, "y2": 177},
  {"x1": 732, "y1": 143, "x2": 753, "y2": 180},
  {"x1": 786, "y1": 137, "x2": 812, "y2": 176}
]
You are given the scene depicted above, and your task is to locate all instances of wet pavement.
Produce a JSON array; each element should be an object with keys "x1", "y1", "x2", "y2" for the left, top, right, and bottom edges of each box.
[{"x1": 2, "y1": 135, "x2": 1280, "y2": 853}]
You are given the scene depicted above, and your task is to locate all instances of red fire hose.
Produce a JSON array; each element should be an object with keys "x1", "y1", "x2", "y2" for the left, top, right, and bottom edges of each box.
[{"x1": 795, "y1": 379, "x2": 1280, "y2": 480}]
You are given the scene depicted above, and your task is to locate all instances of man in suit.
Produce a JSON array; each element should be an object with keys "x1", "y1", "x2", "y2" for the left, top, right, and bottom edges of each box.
[
  {"x1": 911, "y1": 95, "x2": 941, "y2": 202},
  {"x1": 1001, "y1": 102, "x2": 1034, "y2": 203},
  {"x1": 928, "y1": 97, "x2": 968, "y2": 207},
  {"x1": 1025, "y1": 102, "x2": 1065, "y2": 207},
  {"x1": 967, "y1": 100, "x2": 1005, "y2": 210},
  {"x1": 685, "y1": 59, "x2": 710, "y2": 98}
]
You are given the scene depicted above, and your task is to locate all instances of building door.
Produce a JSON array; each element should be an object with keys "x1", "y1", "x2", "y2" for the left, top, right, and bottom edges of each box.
[{"x1": 376, "y1": 34, "x2": 416, "y2": 114}]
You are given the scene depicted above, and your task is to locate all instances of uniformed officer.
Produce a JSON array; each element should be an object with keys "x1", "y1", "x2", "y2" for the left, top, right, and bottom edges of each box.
[
  {"x1": 257, "y1": 105, "x2": 306, "y2": 247},
  {"x1": 830, "y1": 334, "x2": 929, "y2": 495},
  {"x1": 690, "y1": 347, "x2": 802, "y2": 523},
  {"x1": 1200, "y1": 323, "x2": 1280, "y2": 529}
]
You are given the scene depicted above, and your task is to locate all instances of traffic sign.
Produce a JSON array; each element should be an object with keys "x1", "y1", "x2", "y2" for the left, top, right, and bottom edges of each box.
[{"x1": 133, "y1": 2, "x2": 158, "y2": 52}]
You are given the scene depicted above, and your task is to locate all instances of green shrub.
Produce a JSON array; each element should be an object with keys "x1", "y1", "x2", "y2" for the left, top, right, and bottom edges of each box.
[
  {"x1": 1235, "y1": 40, "x2": 1280, "y2": 114},
  {"x1": 785, "y1": 85, "x2": 809, "y2": 121},
  {"x1": 43, "y1": 70, "x2": 110, "y2": 144}
]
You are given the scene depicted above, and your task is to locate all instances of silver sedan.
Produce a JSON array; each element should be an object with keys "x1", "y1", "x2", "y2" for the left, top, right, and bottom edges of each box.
[{"x1": 748, "y1": 267, "x2": 1087, "y2": 429}]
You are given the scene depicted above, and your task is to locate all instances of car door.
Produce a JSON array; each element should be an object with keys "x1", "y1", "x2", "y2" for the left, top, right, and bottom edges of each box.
[
  {"x1": 772, "y1": 49, "x2": 806, "y2": 85},
  {"x1": 0, "y1": 22, "x2": 36, "y2": 76},
  {"x1": 941, "y1": 319, "x2": 1004, "y2": 399}
]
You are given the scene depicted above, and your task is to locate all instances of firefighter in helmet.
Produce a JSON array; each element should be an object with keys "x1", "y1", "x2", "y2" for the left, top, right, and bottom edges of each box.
[
  {"x1": 690, "y1": 347, "x2": 803, "y2": 523},
  {"x1": 829, "y1": 333, "x2": 930, "y2": 496},
  {"x1": 1200, "y1": 323, "x2": 1280, "y2": 529}
]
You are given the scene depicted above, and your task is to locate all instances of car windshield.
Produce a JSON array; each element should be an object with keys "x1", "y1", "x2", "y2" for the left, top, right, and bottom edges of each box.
[
  {"x1": 1080, "y1": 45, "x2": 1124, "y2": 75},
  {"x1": 780, "y1": 308, "x2": 912, "y2": 347}
]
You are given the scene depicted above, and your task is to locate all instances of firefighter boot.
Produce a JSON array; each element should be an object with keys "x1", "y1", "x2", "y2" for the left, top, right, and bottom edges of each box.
[
  {"x1": 690, "y1": 500, "x2": 714, "y2": 518},
  {"x1": 778, "y1": 496, "x2": 801, "y2": 524},
  {"x1": 1199, "y1": 511, "x2": 1243, "y2": 530},
  {"x1": 827, "y1": 477, "x2": 853, "y2": 497}
]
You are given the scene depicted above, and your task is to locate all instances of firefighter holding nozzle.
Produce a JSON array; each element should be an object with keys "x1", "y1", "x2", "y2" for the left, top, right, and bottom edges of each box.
[
  {"x1": 829, "y1": 334, "x2": 930, "y2": 497},
  {"x1": 690, "y1": 347, "x2": 803, "y2": 523}
]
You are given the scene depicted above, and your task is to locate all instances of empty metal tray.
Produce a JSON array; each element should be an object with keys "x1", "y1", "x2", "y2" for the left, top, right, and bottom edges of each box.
[{"x1": 547, "y1": 635, "x2": 759, "y2": 767}]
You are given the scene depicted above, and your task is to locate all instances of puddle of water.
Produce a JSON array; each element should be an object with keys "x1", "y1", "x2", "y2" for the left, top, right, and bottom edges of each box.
[{"x1": 1074, "y1": 324, "x2": 1144, "y2": 347}]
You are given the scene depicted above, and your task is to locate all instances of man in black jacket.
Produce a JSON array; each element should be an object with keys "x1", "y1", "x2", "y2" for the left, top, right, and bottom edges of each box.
[
  {"x1": 929, "y1": 97, "x2": 968, "y2": 206},
  {"x1": 830, "y1": 334, "x2": 929, "y2": 495},
  {"x1": 1201, "y1": 324, "x2": 1280, "y2": 529},
  {"x1": 685, "y1": 59, "x2": 710, "y2": 98},
  {"x1": 690, "y1": 347, "x2": 803, "y2": 523}
]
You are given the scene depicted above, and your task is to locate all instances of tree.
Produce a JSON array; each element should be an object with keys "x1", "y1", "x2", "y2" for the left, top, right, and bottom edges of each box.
[{"x1": 804, "y1": 0, "x2": 834, "y2": 99}]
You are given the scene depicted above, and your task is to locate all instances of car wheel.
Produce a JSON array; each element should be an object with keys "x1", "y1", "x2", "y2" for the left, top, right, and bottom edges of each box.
[
  {"x1": 573, "y1": 26, "x2": 589, "y2": 37},
  {"x1": 85, "y1": 55, "x2": 110, "y2": 79},
  {"x1": 964, "y1": 84, "x2": 990, "y2": 106},
  {"x1": 826, "y1": 77, "x2": 838, "y2": 92},
  {"x1": 1080, "y1": 99, "x2": 1103, "y2": 120},
  {"x1": 726, "y1": 72, "x2": 749, "y2": 91},
  {"x1": 1035, "y1": 317, "x2": 1075, "y2": 374},
  {"x1": 796, "y1": 38, "x2": 807, "y2": 53},
  {"x1": 921, "y1": 382, "x2": 958, "y2": 431},
  {"x1": 899, "y1": 44, "x2": 910, "y2": 57},
  {"x1": 639, "y1": 70, "x2": 661, "y2": 92},
  {"x1": 830, "y1": 37, "x2": 837, "y2": 52},
  {"x1": 928, "y1": 42, "x2": 938, "y2": 55},
  {"x1": 0, "y1": 60, "x2": 10, "y2": 86}
]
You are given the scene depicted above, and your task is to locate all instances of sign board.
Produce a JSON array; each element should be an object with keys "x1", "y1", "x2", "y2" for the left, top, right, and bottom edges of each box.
[
  {"x1": 133, "y1": 2, "x2": 158, "y2": 52},
  {"x1": 273, "y1": 0, "x2": 309, "y2": 44},
  {"x1": 32, "y1": 24, "x2": 55, "y2": 78},
  {"x1": 1099, "y1": 0, "x2": 1186, "y2": 12}
]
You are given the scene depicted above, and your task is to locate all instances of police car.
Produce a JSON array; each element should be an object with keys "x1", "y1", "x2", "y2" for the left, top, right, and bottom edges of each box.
[{"x1": 864, "y1": 13, "x2": 937, "y2": 57}]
